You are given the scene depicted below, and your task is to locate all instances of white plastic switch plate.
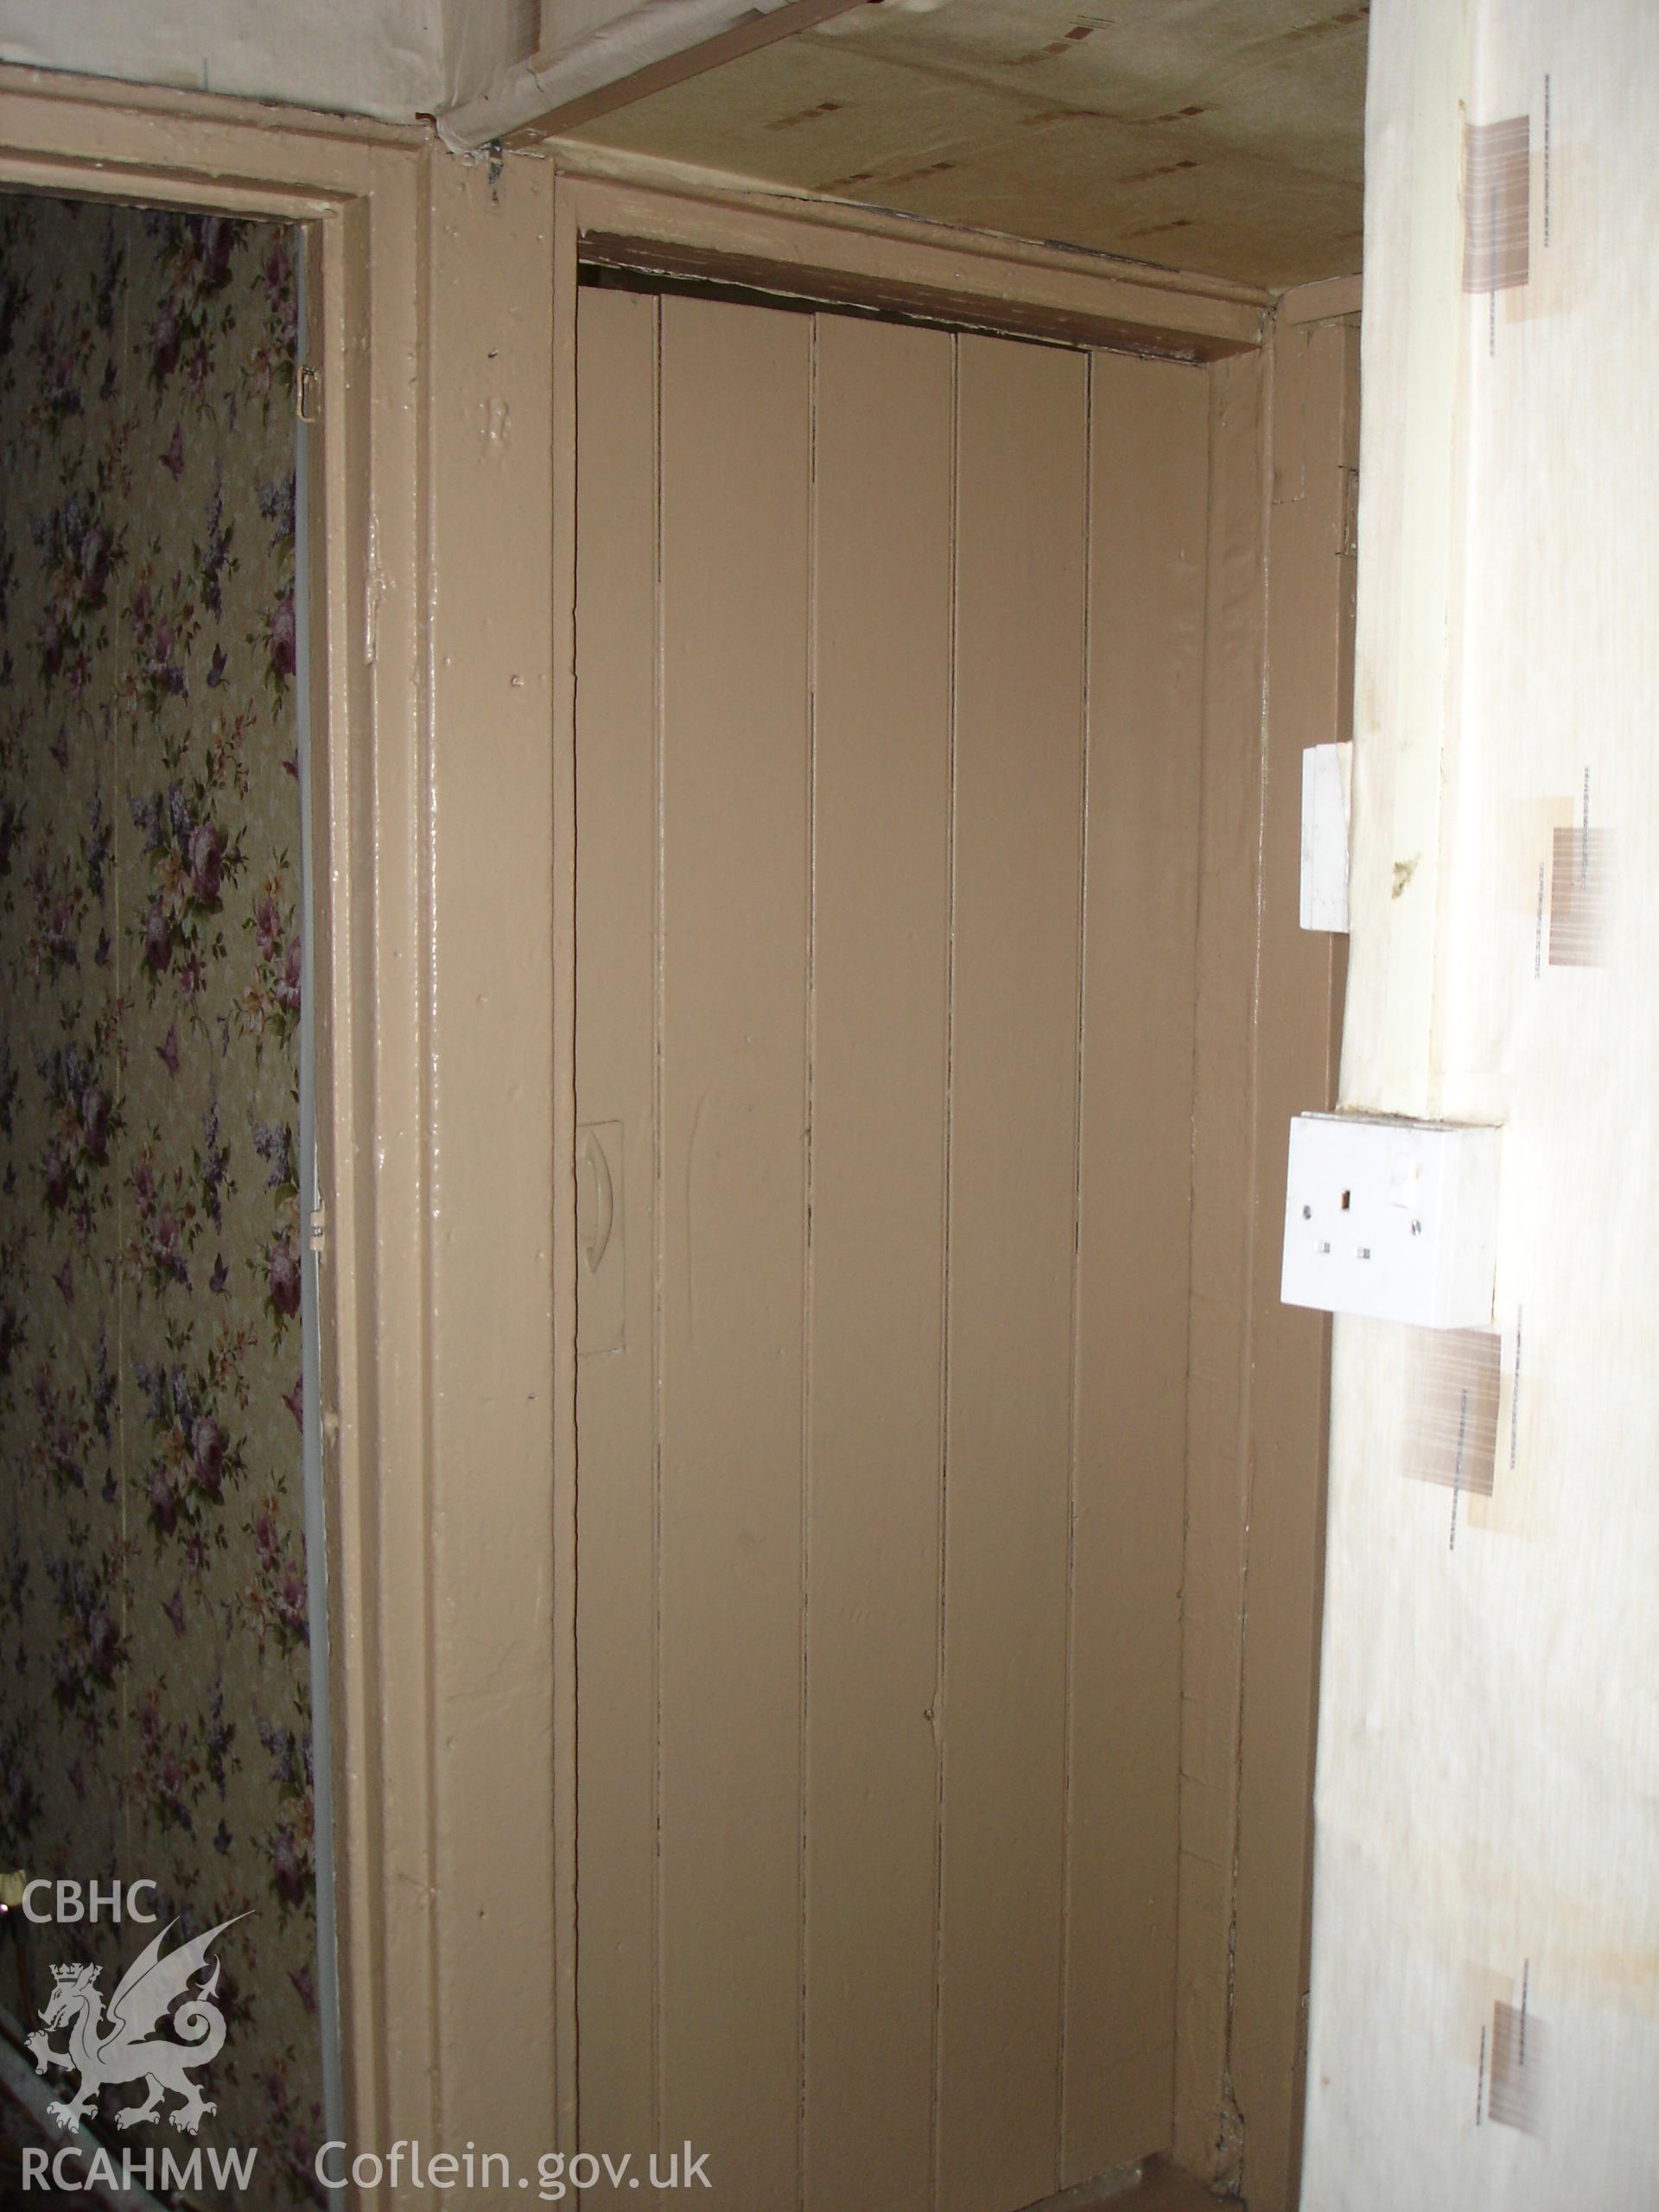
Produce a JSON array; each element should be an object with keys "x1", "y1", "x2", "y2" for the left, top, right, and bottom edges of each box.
[
  {"x1": 1300, "y1": 741, "x2": 1352, "y2": 932},
  {"x1": 1281, "y1": 1112, "x2": 1499, "y2": 1328}
]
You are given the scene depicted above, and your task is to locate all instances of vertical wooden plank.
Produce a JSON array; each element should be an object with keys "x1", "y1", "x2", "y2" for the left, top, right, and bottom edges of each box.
[
  {"x1": 1228, "y1": 315, "x2": 1356, "y2": 2212},
  {"x1": 657, "y1": 292, "x2": 812, "y2": 2203},
  {"x1": 1062, "y1": 351, "x2": 1210, "y2": 2178},
  {"x1": 804, "y1": 313, "x2": 954, "y2": 2212},
  {"x1": 423, "y1": 150, "x2": 559, "y2": 2183},
  {"x1": 938, "y1": 333, "x2": 1088, "y2": 2212},
  {"x1": 573, "y1": 284, "x2": 661, "y2": 2164},
  {"x1": 1173, "y1": 346, "x2": 1269, "y2": 2194},
  {"x1": 551, "y1": 173, "x2": 585, "y2": 2153}
]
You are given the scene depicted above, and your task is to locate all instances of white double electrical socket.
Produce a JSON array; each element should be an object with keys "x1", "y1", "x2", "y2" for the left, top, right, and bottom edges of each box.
[{"x1": 1281, "y1": 1112, "x2": 1500, "y2": 1329}]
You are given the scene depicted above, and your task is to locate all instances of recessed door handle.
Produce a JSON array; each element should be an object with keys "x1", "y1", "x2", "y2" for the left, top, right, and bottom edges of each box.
[{"x1": 577, "y1": 1125, "x2": 615, "y2": 1274}]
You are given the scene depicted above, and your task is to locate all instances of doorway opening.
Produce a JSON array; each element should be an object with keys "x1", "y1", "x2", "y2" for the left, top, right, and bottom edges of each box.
[{"x1": 0, "y1": 187, "x2": 340, "y2": 2185}]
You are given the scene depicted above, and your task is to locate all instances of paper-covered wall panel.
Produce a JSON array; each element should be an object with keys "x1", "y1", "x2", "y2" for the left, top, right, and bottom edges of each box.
[
  {"x1": 1303, "y1": 3, "x2": 1659, "y2": 2207},
  {"x1": 0, "y1": 194, "x2": 323, "y2": 2202},
  {"x1": 0, "y1": 0, "x2": 443, "y2": 120}
]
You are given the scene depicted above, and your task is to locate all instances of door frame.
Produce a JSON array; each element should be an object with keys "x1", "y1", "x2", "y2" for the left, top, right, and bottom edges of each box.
[
  {"x1": 543, "y1": 146, "x2": 1341, "y2": 2204},
  {"x1": 0, "y1": 64, "x2": 432, "y2": 2210}
]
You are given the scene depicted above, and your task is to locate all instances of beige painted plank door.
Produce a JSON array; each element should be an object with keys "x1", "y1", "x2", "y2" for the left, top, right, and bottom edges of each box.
[{"x1": 574, "y1": 286, "x2": 1207, "y2": 2212}]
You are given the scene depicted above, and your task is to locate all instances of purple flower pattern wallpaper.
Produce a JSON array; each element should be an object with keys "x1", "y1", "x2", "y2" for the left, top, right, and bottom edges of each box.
[{"x1": 0, "y1": 194, "x2": 322, "y2": 2201}]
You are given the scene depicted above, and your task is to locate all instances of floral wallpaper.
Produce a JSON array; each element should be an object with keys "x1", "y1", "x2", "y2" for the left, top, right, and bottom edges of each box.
[{"x1": 0, "y1": 194, "x2": 322, "y2": 2201}]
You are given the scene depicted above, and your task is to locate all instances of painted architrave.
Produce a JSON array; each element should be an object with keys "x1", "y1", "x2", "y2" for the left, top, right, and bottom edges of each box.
[{"x1": 539, "y1": 143, "x2": 1326, "y2": 2200}]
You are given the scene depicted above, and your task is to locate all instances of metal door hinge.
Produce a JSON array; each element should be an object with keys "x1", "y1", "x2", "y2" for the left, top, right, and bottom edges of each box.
[
  {"x1": 296, "y1": 364, "x2": 321, "y2": 424},
  {"x1": 308, "y1": 1201, "x2": 328, "y2": 1256}
]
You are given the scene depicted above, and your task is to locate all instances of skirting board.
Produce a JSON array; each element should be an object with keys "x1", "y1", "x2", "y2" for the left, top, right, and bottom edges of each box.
[{"x1": 1023, "y1": 2161, "x2": 1228, "y2": 2211}]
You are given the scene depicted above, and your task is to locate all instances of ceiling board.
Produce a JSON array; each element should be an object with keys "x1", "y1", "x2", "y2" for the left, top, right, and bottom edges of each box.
[{"x1": 567, "y1": 0, "x2": 1367, "y2": 289}]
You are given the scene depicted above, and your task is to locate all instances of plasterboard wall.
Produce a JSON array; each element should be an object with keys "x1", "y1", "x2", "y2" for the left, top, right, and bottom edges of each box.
[{"x1": 1302, "y1": 0, "x2": 1659, "y2": 2204}]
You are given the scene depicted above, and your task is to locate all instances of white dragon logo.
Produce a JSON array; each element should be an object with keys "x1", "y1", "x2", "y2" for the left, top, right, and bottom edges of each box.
[{"x1": 24, "y1": 1915, "x2": 245, "y2": 2138}]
